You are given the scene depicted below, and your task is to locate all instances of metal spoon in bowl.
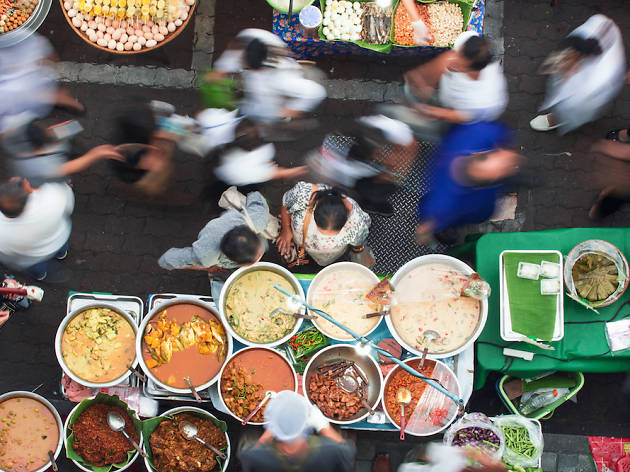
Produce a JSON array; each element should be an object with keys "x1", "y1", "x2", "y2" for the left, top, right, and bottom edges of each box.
[
  {"x1": 106, "y1": 411, "x2": 146, "y2": 458},
  {"x1": 241, "y1": 391, "x2": 275, "y2": 425},
  {"x1": 179, "y1": 421, "x2": 227, "y2": 460},
  {"x1": 184, "y1": 376, "x2": 203, "y2": 403},
  {"x1": 396, "y1": 387, "x2": 412, "y2": 441},
  {"x1": 47, "y1": 451, "x2": 58, "y2": 472},
  {"x1": 419, "y1": 330, "x2": 440, "y2": 369},
  {"x1": 336, "y1": 375, "x2": 374, "y2": 415}
]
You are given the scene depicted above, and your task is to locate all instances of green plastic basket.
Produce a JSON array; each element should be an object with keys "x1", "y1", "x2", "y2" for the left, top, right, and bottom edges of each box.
[{"x1": 496, "y1": 372, "x2": 585, "y2": 420}]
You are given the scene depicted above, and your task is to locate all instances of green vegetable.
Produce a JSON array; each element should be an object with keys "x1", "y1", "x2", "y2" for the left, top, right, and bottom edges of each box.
[{"x1": 501, "y1": 425, "x2": 538, "y2": 459}]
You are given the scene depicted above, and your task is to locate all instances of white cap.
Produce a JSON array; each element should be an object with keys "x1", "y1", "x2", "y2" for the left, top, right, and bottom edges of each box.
[
  {"x1": 264, "y1": 391, "x2": 310, "y2": 443},
  {"x1": 453, "y1": 31, "x2": 479, "y2": 52},
  {"x1": 358, "y1": 115, "x2": 414, "y2": 146}
]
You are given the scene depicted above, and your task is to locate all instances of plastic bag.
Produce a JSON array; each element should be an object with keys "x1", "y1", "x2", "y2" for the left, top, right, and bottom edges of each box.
[
  {"x1": 493, "y1": 415, "x2": 543, "y2": 468},
  {"x1": 443, "y1": 412, "x2": 505, "y2": 460}
]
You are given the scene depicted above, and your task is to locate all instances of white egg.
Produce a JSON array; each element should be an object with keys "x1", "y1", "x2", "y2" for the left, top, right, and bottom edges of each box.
[
  {"x1": 180, "y1": 12, "x2": 188, "y2": 20},
  {"x1": 154, "y1": 33, "x2": 164, "y2": 41},
  {"x1": 134, "y1": 28, "x2": 143, "y2": 36},
  {"x1": 116, "y1": 42, "x2": 124, "y2": 51},
  {"x1": 126, "y1": 27, "x2": 134, "y2": 35},
  {"x1": 97, "y1": 37, "x2": 107, "y2": 46},
  {"x1": 142, "y1": 24, "x2": 150, "y2": 32},
  {"x1": 159, "y1": 25, "x2": 167, "y2": 35},
  {"x1": 112, "y1": 30, "x2": 121, "y2": 40},
  {"x1": 86, "y1": 28, "x2": 95, "y2": 36},
  {"x1": 97, "y1": 23, "x2": 106, "y2": 31},
  {"x1": 124, "y1": 41, "x2": 133, "y2": 50},
  {"x1": 88, "y1": 33, "x2": 97, "y2": 42},
  {"x1": 63, "y1": 1, "x2": 71, "y2": 9},
  {"x1": 133, "y1": 42, "x2": 142, "y2": 51},
  {"x1": 88, "y1": 20, "x2": 96, "y2": 28},
  {"x1": 120, "y1": 33, "x2": 128, "y2": 43},
  {"x1": 96, "y1": 30, "x2": 104, "y2": 39},
  {"x1": 151, "y1": 24, "x2": 159, "y2": 34},
  {"x1": 107, "y1": 39, "x2": 116, "y2": 49},
  {"x1": 67, "y1": 8, "x2": 77, "y2": 17},
  {"x1": 185, "y1": 0, "x2": 194, "y2": 5},
  {"x1": 323, "y1": 26, "x2": 330, "y2": 36},
  {"x1": 144, "y1": 32, "x2": 153, "y2": 39},
  {"x1": 128, "y1": 34, "x2": 137, "y2": 43},
  {"x1": 337, "y1": 5, "x2": 345, "y2": 13},
  {"x1": 104, "y1": 18, "x2": 112, "y2": 26},
  {"x1": 174, "y1": 19, "x2": 182, "y2": 26},
  {"x1": 72, "y1": 1, "x2": 79, "y2": 9},
  {"x1": 167, "y1": 22, "x2": 176, "y2": 32},
  {"x1": 146, "y1": 39, "x2": 157, "y2": 47},
  {"x1": 323, "y1": 18, "x2": 329, "y2": 26},
  {"x1": 112, "y1": 20, "x2": 120, "y2": 28},
  {"x1": 137, "y1": 36, "x2": 146, "y2": 45},
  {"x1": 106, "y1": 26, "x2": 114, "y2": 33},
  {"x1": 80, "y1": 22, "x2": 88, "y2": 31},
  {"x1": 353, "y1": 1, "x2": 360, "y2": 9}
]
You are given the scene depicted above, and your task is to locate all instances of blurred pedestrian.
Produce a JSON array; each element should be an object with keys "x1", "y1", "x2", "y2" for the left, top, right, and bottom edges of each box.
[
  {"x1": 388, "y1": 32, "x2": 507, "y2": 141},
  {"x1": 158, "y1": 190, "x2": 275, "y2": 279},
  {"x1": 276, "y1": 182, "x2": 373, "y2": 267},
  {"x1": 395, "y1": 443, "x2": 507, "y2": 472},
  {"x1": 0, "y1": 178, "x2": 74, "y2": 281},
  {"x1": 588, "y1": 138, "x2": 630, "y2": 219},
  {"x1": 415, "y1": 121, "x2": 524, "y2": 246},
  {"x1": 238, "y1": 390, "x2": 356, "y2": 472},
  {"x1": 0, "y1": 276, "x2": 31, "y2": 327},
  {"x1": 530, "y1": 14, "x2": 625, "y2": 134}
]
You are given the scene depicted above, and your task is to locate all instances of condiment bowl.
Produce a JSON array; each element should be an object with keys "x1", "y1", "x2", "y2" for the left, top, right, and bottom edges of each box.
[
  {"x1": 55, "y1": 303, "x2": 139, "y2": 388},
  {"x1": 302, "y1": 344, "x2": 383, "y2": 425},
  {"x1": 217, "y1": 347, "x2": 298, "y2": 425},
  {"x1": 381, "y1": 357, "x2": 461, "y2": 437},
  {"x1": 218, "y1": 262, "x2": 305, "y2": 348},
  {"x1": 387, "y1": 254, "x2": 488, "y2": 359},
  {"x1": 143, "y1": 406, "x2": 231, "y2": 472},
  {"x1": 136, "y1": 297, "x2": 233, "y2": 395},
  {"x1": 306, "y1": 262, "x2": 383, "y2": 342},
  {"x1": 63, "y1": 398, "x2": 143, "y2": 472},
  {"x1": 0, "y1": 391, "x2": 64, "y2": 472}
]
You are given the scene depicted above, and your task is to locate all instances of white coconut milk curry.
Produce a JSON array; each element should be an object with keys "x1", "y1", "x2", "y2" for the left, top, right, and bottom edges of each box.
[{"x1": 390, "y1": 263, "x2": 480, "y2": 353}]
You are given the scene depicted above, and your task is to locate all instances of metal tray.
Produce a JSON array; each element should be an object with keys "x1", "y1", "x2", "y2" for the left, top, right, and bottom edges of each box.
[
  {"x1": 60, "y1": 292, "x2": 143, "y2": 400},
  {"x1": 140, "y1": 293, "x2": 215, "y2": 403},
  {"x1": 500, "y1": 250, "x2": 564, "y2": 342}
]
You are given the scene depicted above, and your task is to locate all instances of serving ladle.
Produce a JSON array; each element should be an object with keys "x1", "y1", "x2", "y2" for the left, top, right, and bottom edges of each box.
[
  {"x1": 242, "y1": 391, "x2": 275, "y2": 425},
  {"x1": 106, "y1": 411, "x2": 146, "y2": 458},
  {"x1": 396, "y1": 387, "x2": 412, "y2": 441},
  {"x1": 419, "y1": 330, "x2": 440, "y2": 369},
  {"x1": 47, "y1": 450, "x2": 58, "y2": 472},
  {"x1": 270, "y1": 307, "x2": 316, "y2": 320},
  {"x1": 179, "y1": 421, "x2": 227, "y2": 460},
  {"x1": 184, "y1": 376, "x2": 203, "y2": 403},
  {"x1": 336, "y1": 375, "x2": 374, "y2": 415}
]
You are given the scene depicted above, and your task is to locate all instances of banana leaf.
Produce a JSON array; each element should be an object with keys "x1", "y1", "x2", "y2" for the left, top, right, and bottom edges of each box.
[
  {"x1": 142, "y1": 410, "x2": 228, "y2": 472},
  {"x1": 65, "y1": 393, "x2": 143, "y2": 472},
  {"x1": 390, "y1": 0, "x2": 473, "y2": 48},
  {"x1": 318, "y1": 0, "x2": 398, "y2": 53}
]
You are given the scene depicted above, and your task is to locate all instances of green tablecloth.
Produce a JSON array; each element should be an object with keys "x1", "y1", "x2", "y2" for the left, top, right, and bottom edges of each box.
[{"x1": 473, "y1": 228, "x2": 630, "y2": 389}]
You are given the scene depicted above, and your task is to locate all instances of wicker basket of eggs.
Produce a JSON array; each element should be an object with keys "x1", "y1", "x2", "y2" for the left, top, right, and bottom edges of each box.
[{"x1": 61, "y1": 0, "x2": 195, "y2": 53}]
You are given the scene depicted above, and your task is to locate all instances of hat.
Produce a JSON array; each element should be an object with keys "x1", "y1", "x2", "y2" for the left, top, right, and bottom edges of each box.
[
  {"x1": 264, "y1": 391, "x2": 310, "y2": 443},
  {"x1": 453, "y1": 31, "x2": 479, "y2": 52}
]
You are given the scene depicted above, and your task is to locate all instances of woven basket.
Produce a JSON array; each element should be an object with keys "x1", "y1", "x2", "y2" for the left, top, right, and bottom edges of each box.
[{"x1": 58, "y1": 0, "x2": 196, "y2": 54}]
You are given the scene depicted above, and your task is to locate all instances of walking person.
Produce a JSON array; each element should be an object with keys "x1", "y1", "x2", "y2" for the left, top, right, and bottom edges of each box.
[
  {"x1": 0, "y1": 178, "x2": 74, "y2": 281},
  {"x1": 530, "y1": 14, "x2": 625, "y2": 134}
]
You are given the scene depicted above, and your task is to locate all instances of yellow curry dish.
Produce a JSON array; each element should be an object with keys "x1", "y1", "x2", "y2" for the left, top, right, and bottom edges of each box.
[
  {"x1": 224, "y1": 270, "x2": 297, "y2": 344},
  {"x1": 60, "y1": 307, "x2": 136, "y2": 384}
]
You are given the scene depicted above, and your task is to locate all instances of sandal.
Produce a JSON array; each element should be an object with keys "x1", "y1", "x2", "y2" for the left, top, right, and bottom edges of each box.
[
  {"x1": 606, "y1": 129, "x2": 630, "y2": 143},
  {"x1": 529, "y1": 114, "x2": 562, "y2": 132}
]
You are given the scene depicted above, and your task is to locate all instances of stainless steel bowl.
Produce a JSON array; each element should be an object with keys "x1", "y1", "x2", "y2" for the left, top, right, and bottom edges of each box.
[
  {"x1": 55, "y1": 303, "x2": 138, "y2": 388},
  {"x1": 218, "y1": 262, "x2": 305, "y2": 348},
  {"x1": 143, "y1": 406, "x2": 231, "y2": 472},
  {"x1": 0, "y1": 391, "x2": 63, "y2": 472},
  {"x1": 302, "y1": 345, "x2": 383, "y2": 425},
  {"x1": 0, "y1": 0, "x2": 52, "y2": 47},
  {"x1": 136, "y1": 297, "x2": 233, "y2": 395},
  {"x1": 217, "y1": 347, "x2": 298, "y2": 425},
  {"x1": 387, "y1": 254, "x2": 488, "y2": 359}
]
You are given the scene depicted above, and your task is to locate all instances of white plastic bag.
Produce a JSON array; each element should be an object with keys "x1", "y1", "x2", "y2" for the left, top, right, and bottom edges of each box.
[
  {"x1": 443, "y1": 412, "x2": 505, "y2": 460},
  {"x1": 493, "y1": 415, "x2": 544, "y2": 468}
]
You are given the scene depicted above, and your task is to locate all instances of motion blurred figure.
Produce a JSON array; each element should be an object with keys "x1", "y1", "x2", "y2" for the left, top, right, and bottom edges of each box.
[
  {"x1": 415, "y1": 121, "x2": 524, "y2": 246},
  {"x1": 238, "y1": 390, "x2": 356, "y2": 472},
  {"x1": 530, "y1": 14, "x2": 625, "y2": 134}
]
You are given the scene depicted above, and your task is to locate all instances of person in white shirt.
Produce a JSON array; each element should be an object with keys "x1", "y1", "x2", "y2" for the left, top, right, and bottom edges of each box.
[{"x1": 0, "y1": 178, "x2": 74, "y2": 281}]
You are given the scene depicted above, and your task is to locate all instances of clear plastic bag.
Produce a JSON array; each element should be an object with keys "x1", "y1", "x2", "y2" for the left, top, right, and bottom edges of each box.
[
  {"x1": 443, "y1": 412, "x2": 505, "y2": 460},
  {"x1": 493, "y1": 415, "x2": 544, "y2": 468}
]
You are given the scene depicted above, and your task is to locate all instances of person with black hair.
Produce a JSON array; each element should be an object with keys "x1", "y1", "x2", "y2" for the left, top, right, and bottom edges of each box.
[
  {"x1": 530, "y1": 14, "x2": 625, "y2": 134},
  {"x1": 158, "y1": 191, "x2": 270, "y2": 275},
  {"x1": 0, "y1": 178, "x2": 74, "y2": 281},
  {"x1": 386, "y1": 32, "x2": 507, "y2": 142},
  {"x1": 277, "y1": 182, "x2": 371, "y2": 267}
]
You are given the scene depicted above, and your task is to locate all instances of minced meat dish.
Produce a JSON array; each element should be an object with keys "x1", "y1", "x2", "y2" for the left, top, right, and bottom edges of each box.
[
  {"x1": 72, "y1": 404, "x2": 139, "y2": 466},
  {"x1": 150, "y1": 413, "x2": 227, "y2": 472}
]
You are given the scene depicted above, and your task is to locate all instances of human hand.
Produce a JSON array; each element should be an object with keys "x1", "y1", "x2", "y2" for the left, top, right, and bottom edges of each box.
[
  {"x1": 411, "y1": 19, "x2": 431, "y2": 46},
  {"x1": 415, "y1": 222, "x2": 435, "y2": 245},
  {"x1": 0, "y1": 310, "x2": 10, "y2": 327},
  {"x1": 2, "y1": 279, "x2": 22, "y2": 301},
  {"x1": 308, "y1": 404, "x2": 330, "y2": 433},
  {"x1": 275, "y1": 229, "x2": 294, "y2": 257},
  {"x1": 87, "y1": 144, "x2": 124, "y2": 161},
  {"x1": 463, "y1": 449, "x2": 507, "y2": 472}
]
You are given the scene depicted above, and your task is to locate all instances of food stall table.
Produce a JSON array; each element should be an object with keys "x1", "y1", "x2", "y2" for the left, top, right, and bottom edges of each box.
[
  {"x1": 271, "y1": 0, "x2": 486, "y2": 59},
  {"x1": 472, "y1": 228, "x2": 630, "y2": 390}
]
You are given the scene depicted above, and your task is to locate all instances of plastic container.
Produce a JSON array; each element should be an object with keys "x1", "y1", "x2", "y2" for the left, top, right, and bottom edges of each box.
[
  {"x1": 299, "y1": 5, "x2": 322, "y2": 38},
  {"x1": 540, "y1": 278, "x2": 561, "y2": 295},
  {"x1": 519, "y1": 388, "x2": 570, "y2": 415},
  {"x1": 517, "y1": 262, "x2": 541, "y2": 280},
  {"x1": 495, "y1": 372, "x2": 584, "y2": 420},
  {"x1": 540, "y1": 261, "x2": 561, "y2": 278}
]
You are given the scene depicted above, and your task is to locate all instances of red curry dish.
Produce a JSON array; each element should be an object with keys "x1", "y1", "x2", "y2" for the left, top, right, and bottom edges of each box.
[
  {"x1": 384, "y1": 361, "x2": 435, "y2": 427},
  {"x1": 72, "y1": 404, "x2": 139, "y2": 467},
  {"x1": 308, "y1": 371, "x2": 362, "y2": 420},
  {"x1": 149, "y1": 413, "x2": 227, "y2": 472},
  {"x1": 220, "y1": 348, "x2": 296, "y2": 423}
]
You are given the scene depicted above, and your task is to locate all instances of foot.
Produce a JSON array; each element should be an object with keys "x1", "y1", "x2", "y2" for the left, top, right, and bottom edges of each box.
[
  {"x1": 530, "y1": 113, "x2": 561, "y2": 131},
  {"x1": 606, "y1": 129, "x2": 630, "y2": 143},
  {"x1": 588, "y1": 187, "x2": 615, "y2": 220}
]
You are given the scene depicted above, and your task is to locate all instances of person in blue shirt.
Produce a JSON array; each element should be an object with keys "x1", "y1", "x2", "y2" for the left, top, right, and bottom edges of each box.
[{"x1": 416, "y1": 121, "x2": 524, "y2": 245}]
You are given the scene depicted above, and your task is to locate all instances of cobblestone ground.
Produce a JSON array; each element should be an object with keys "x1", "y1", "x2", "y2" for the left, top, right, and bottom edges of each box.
[{"x1": 1, "y1": 0, "x2": 630, "y2": 471}]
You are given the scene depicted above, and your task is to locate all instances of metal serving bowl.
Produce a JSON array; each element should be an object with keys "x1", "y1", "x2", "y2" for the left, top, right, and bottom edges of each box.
[
  {"x1": 0, "y1": 391, "x2": 64, "y2": 472},
  {"x1": 0, "y1": 0, "x2": 52, "y2": 47},
  {"x1": 218, "y1": 262, "x2": 305, "y2": 348},
  {"x1": 381, "y1": 357, "x2": 461, "y2": 437},
  {"x1": 302, "y1": 344, "x2": 383, "y2": 425},
  {"x1": 306, "y1": 262, "x2": 383, "y2": 342},
  {"x1": 63, "y1": 398, "x2": 142, "y2": 472},
  {"x1": 55, "y1": 303, "x2": 138, "y2": 388},
  {"x1": 387, "y1": 254, "x2": 488, "y2": 359},
  {"x1": 143, "y1": 406, "x2": 231, "y2": 472},
  {"x1": 136, "y1": 296, "x2": 233, "y2": 395},
  {"x1": 216, "y1": 347, "x2": 298, "y2": 425}
]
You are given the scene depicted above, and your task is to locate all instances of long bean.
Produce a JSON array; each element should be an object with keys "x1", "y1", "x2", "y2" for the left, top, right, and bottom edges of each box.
[{"x1": 501, "y1": 425, "x2": 537, "y2": 458}]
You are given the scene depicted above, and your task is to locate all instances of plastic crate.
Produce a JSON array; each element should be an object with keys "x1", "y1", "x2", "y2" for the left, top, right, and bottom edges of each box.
[{"x1": 495, "y1": 372, "x2": 585, "y2": 420}]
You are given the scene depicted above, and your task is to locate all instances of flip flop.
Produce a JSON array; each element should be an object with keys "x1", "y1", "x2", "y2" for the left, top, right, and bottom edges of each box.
[{"x1": 529, "y1": 114, "x2": 561, "y2": 131}]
